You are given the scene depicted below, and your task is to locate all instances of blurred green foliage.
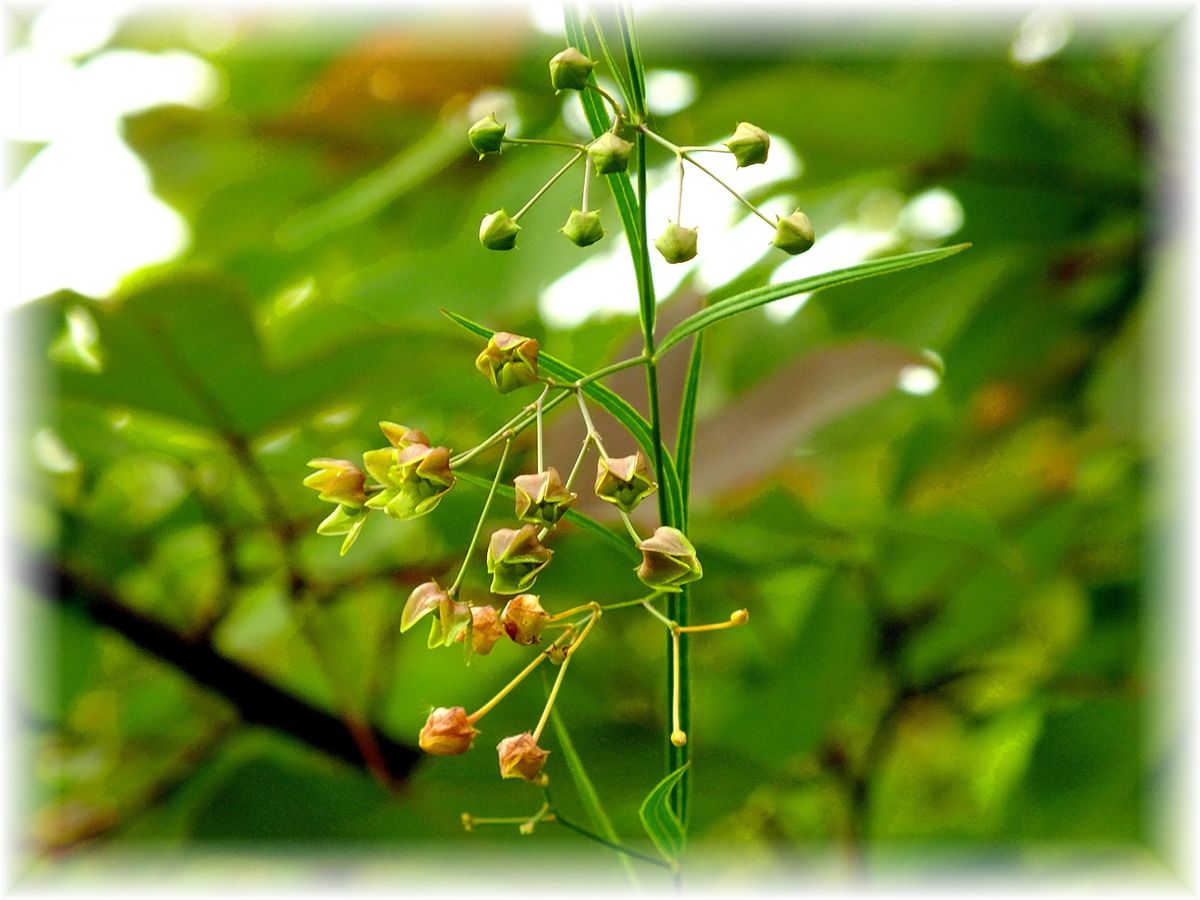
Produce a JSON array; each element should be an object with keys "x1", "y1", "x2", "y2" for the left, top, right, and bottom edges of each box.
[{"x1": 12, "y1": 3, "x2": 1177, "y2": 884}]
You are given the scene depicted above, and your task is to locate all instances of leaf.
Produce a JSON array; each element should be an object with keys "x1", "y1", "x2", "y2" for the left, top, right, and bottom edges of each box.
[
  {"x1": 638, "y1": 762, "x2": 690, "y2": 864},
  {"x1": 454, "y1": 470, "x2": 639, "y2": 562},
  {"x1": 441, "y1": 308, "x2": 684, "y2": 521},
  {"x1": 674, "y1": 334, "x2": 703, "y2": 529},
  {"x1": 656, "y1": 243, "x2": 972, "y2": 356},
  {"x1": 550, "y1": 706, "x2": 637, "y2": 886}
]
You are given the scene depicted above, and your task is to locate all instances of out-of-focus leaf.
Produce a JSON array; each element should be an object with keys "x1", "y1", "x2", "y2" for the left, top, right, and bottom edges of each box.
[{"x1": 639, "y1": 762, "x2": 689, "y2": 864}]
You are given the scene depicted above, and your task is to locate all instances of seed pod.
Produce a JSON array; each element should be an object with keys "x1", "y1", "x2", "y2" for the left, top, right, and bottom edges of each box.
[
  {"x1": 594, "y1": 452, "x2": 657, "y2": 513},
  {"x1": 723, "y1": 121, "x2": 771, "y2": 168},
  {"x1": 514, "y1": 467, "x2": 577, "y2": 528},
  {"x1": 479, "y1": 209, "x2": 521, "y2": 250},
  {"x1": 500, "y1": 593, "x2": 549, "y2": 645},
  {"x1": 487, "y1": 525, "x2": 553, "y2": 595},
  {"x1": 362, "y1": 443, "x2": 455, "y2": 520},
  {"x1": 587, "y1": 131, "x2": 634, "y2": 175},
  {"x1": 468, "y1": 113, "x2": 506, "y2": 156},
  {"x1": 303, "y1": 458, "x2": 367, "y2": 507},
  {"x1": 379, "y1": 422, "x2": 429, "y2": 450},
  {"x1": 561, "y1": 209, "x2": 606, "y2": 247},
  {"x1": 654, "y1": 223, "x2": 698, "y2": 264},
  {"x1": 497, "y1": 732, "x2": 550, "y2": 781},
  {"x1": 635, "y1": 526, "x2": 703, "y2": 593},
  {"x1": 475, "y1": 332, "x2": 539, "y2": 394},
  {"x1": 548, "y1": 46, "x2": 596, "y2": 92},
  {"x1": 467, "y1": 605, "x2": 504, "y2": 656},
  {"x1": 315, "y1": 503, "x2": 368, "y2": 556},
  {"x1": 419, "y1": 706, "x2": 480, "y2": 756},
  {"x1": 772, "y1": 209, "x2": 815, "y2": 255}
]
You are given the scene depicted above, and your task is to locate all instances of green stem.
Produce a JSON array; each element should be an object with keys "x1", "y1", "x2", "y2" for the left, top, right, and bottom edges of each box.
[
  {"x1": 553, "y1": 814, "x2": 673, "y2": 868},
  {"x1": 577, "y1": 353, "x2": 648, "y2": 387},
  {"x1": 503, "y1": 136, "x2": 587, "y2": 151},
  {"x1": 450, "y1": 388, "x2": 571, "y2": 467},
  {"x1": 585, "y1": 82, "x2": 625, "y2": 123},
  {"x1": 513, "y1": 151, "x2": 585, "y2": 221},
  {"x1": 448, "y1": 439, "x2": 511, "y2": 597}
]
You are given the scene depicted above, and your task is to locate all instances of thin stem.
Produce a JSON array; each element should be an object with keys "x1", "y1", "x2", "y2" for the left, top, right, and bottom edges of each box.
[
  {"x1": 576, "y1": 391, "x2": 609, "y2": 458},
  {"x1": 503, "y1": 136, "x2": 587, "y2": 151},
  {"x1": 467, "y1": 636, "x2": 569, "y2": 724},
  {"x1": 513, "y1": 151, "x2": 584, "y2": 221},
  {"x1": 640, "y1": 598, "x2": 675, "y2": 629},
  {"x1": 553, "y1": 814, "x2": 672, "y2": 868},
  {"x1": 676, "y1": 610, "x2": 749, "y2": 634},
  {"x1": 618, "y1": 510, "x2": 642, "y2": 543},
  {"x1": 675, "y1": 154, "x2": 685, "y2": 224},
  {"x1": 682, "y1": 152, "x2": 775, "y2": 227},
  {"x1": 451, "y1": 388, "x2": 571, "y2": 467},
  {"x1": 585, "y1": 82, "x2": 625, "y2": 123},
  {"x1": 601, "y1": 592, "x2": 663, "y2": 611},
  {"x1": 679, "y1": 145, "x2": 734, "y2": 154},
  {"x1": 670, "y1": 628, "x2": 685, "y2": 746},
  {"x1": 536, "y1": 391, "x2": 545, "y2": 473},
  {"x1": 563, "y1": 433, "x2": 593, "y2": 492},
  {"x1": 581, "y1": 155, "x2": 592, "y2": 212},
  {"x1": 577, "y1": 354, "x2": 649, "y2": 387},
  {"x1": 448, "y1": 439, "x2": 511, "y2": 597},
  {"x1": 533, "y1": 654, "x2": 572, "y2": 743}
]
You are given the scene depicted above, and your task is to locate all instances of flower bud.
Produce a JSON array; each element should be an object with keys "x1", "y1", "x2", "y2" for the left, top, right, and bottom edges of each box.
[
  {"x1": 419, "y1": 706, "x2": 479, "y2": 756},
  {"x1": 723, "y1": 121, "x2": 771, "y2": 168},
  {"x1": 772, "y1": 209, "x2": 815, "y2": 255},
  {"x1": 487, "y1": 526, "x2": 553, "y2": 595},
  {"x1": 316, "y1": 503, "x2": 368, "y2": 556},
  {"x1": 401, "y1": 580, "x2": 449, "y2": 633},
  {"x1": 479, "y1": 209, "x2": 521, "y2": 250},
  {"x1": 475, "y1": 332, "x2": 539, "y2": 394},
  {"x1": 548, "y1": 47, "x2": 596, "y2": 92},
  {"x1": 468, "y1": 113, "x2": 506, "y2": 156},
  {"x1": 497, "y1": 732, "x2": 550, "y2": 781},
  {"x1": 463, "y1": 605, "x2": 504, "y2": 656},
  {"x1": 379, "y1": 422, "x2": 429, "y2": 450},
  {"x1": 561, "y1": 209, "x2": 606, "y2": 247},
  {"x1": 428, "y1": 596, "x2": 473, "y2": 649},
  {"x1": 654, "y1": 223, "x2": 698, "y2": 264},
  {"x1": 500, "y1": 593, "x2": 549, "y2": 645},
  {"x1": 514, "y1": 467, "x2": 577, "y2": 528},
  {"x1": 587, "y1": 132, "x2": 634, "y2": 175},
  {"x1": 401, "y1": 580, "x2": 472, "y2": 647},
  {"x1": 363, "y1": 443, "x2": 455, "y2": 520},
  {"x1": 636, "y1": 526, "x2": 703, "y2": 593},
  {"x1": 594, "y1": 452, "x2": 657, "y2": 513},
  {"x1": 303, "y1": 458, "x2": 367, "y2": 507}
]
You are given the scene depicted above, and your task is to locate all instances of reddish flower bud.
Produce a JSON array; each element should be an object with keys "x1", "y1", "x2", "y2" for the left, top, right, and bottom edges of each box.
[
  {"x1": 475, "y1": 332, "x2": 540, "y2": 394},
  {"x1": 379, "y1": 422, "x2": 429, "y2": 450},
  {"x1": 363, "y1": 443, "x2": 455, "y2": 520},
  {"x1": 467, "y1": 605, "x2": 504, "y2": 656},
  {"x1": 303, "y1": 458, "x2": 367, "y2": 507},
  {"x1": 487, "y1": 525, "x2": 553, "y2": 595},
  {"x1": 636, "y1": 526, "x2": 703, "y2": 593},
  {"x1": 419, "y1": 706, "x2": 479, "y2": 756},
  {"x1": 594, "y1": 452, "x2": 657, "y2": 513},
  {"x1": 497, "y1": 732, "x2": 550, "y2": 781},
  {"x1": 500, "y1": 594, "x2": 549, "y2": 645},
  {"x1": 514, "y1": 466, "x2": 577, "y2": 528}
]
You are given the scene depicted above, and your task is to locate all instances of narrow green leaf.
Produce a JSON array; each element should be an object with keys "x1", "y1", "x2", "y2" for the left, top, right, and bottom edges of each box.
[
  {"x1": 638, "y1": 762, "x2": 690, "y2": 864},
  {"x1": 454, "y1": 470, "x2": 639, "y2": 562},
  {"x1": 657, "y1": 243, "x2": 972, "y2": 356},
  {"x1": 615, "y1": 4, "x2": 647, "y2": 119},
  {"x1": 580, "y1": 5, "x2": 636, "y2": 112},
  {"x1": 441, "y1": 308, "x2": 684, "y2": 522},
  {"x1": 674, "y1": 334, "x2": 703, "y2": 532},
  {"x1": 550, "y1": 706, "x2": 638, "y2": 886},
  {"x1": 563, "y1": 3, "x2": 644, "y2": 287}
]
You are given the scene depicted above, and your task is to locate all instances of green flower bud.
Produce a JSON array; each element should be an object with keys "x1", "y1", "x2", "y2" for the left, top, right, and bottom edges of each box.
[
  {"x1": 468, "y1": 113, "x2": 506, "y2": 156},
  {"x1": 654, "y1": 223, "x2": 698, "y2": 264},
  {"x1": 303, "y1": 458, "x2": 367, "y2": 507},
  {"x1": 514, "y1": 467, "x2": 577, "y2": 528},
  {"x1": 498, "y1": 732, "x2": 549, "y2": 781},
  {"x1": 587, "y1": 131, "x2": 634, "y2": 175},
  {"x1": 723, "y1": 121, "x2": 771, "y2": 168},
  {"x1": 500, "y1": 593, "x2": 549, "y2": 645},
  {"x1": 548, "y1": 47, "x2": 596, "y2": 92},
  {"x1": 475, "y1": 331, "x2": 539, "y2": 394},
  {"x1": 419, "y1": 706, "x2": 479, "y2": 756},
  {"x1": 561, "y1": 209, "x2": 606, "y2": 247},
  {"x1": 772, "y1": 209, "x2": 815, "y2": 255},
  {"x1": 594, "y1": 452, "x2": 657, "y2": 513},
  {"x1": 487, "y1": 526, "x2": 553, "y2": 595},
  {"x1": 316, "y1": 503, "x2": 368, "y2": 556},
  {"x1": 635, "y1": 526, "x2": 703, "y2": 593},
  {"x1": 379, "y1": 422, "x2": 429, "y2": 450},
  {"x1": 363, "y1": 443, "x2": 455, "y2": 520},
  {"x1": 479, "y1": 209, "x2": 520, "y2": 251}
]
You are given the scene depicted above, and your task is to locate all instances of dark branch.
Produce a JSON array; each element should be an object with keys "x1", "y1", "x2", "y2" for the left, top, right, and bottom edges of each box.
[{"x1": 21, "y1": 553, "x2": 422, "y2": 782}]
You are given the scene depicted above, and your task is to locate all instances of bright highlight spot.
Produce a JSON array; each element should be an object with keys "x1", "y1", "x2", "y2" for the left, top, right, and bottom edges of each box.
[
  {"x1": 900, "y1": 187, "x2": 964, "y2": 241},
  {"x1": 645, "y1": 70, "x2": 697, "y2": 117},
  {"x1": 1011, "y1": 9, "x2": 1073, "y2": 66},
  {"x1": 897, "y1": 364, "x2": 942, "y2": 396}
]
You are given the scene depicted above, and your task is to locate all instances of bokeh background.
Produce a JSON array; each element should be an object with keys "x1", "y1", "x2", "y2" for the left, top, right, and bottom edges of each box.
[{"x1": 4, "y1": 0, "x2": 1189, "y2": 889}]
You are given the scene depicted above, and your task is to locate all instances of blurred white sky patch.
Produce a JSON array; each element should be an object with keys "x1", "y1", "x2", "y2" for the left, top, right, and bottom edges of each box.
[
  {"x1": 644, "y1": 69, "x2": 697, "y2": 117},
  {"x1": 541, "y1": 135, "x2": 801, "y2": 329},
  {"x1": 1, "y1": 3, "x2": 222, "y2": 306},
  {"x1": 1010, "y1": 8, "x2": 1073, "y2": 66}
]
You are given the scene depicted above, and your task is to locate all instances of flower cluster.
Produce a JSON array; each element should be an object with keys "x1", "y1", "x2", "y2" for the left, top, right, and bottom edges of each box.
[{"x1": 468, "y1": 48, "x2": 816, "y2": 261}]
